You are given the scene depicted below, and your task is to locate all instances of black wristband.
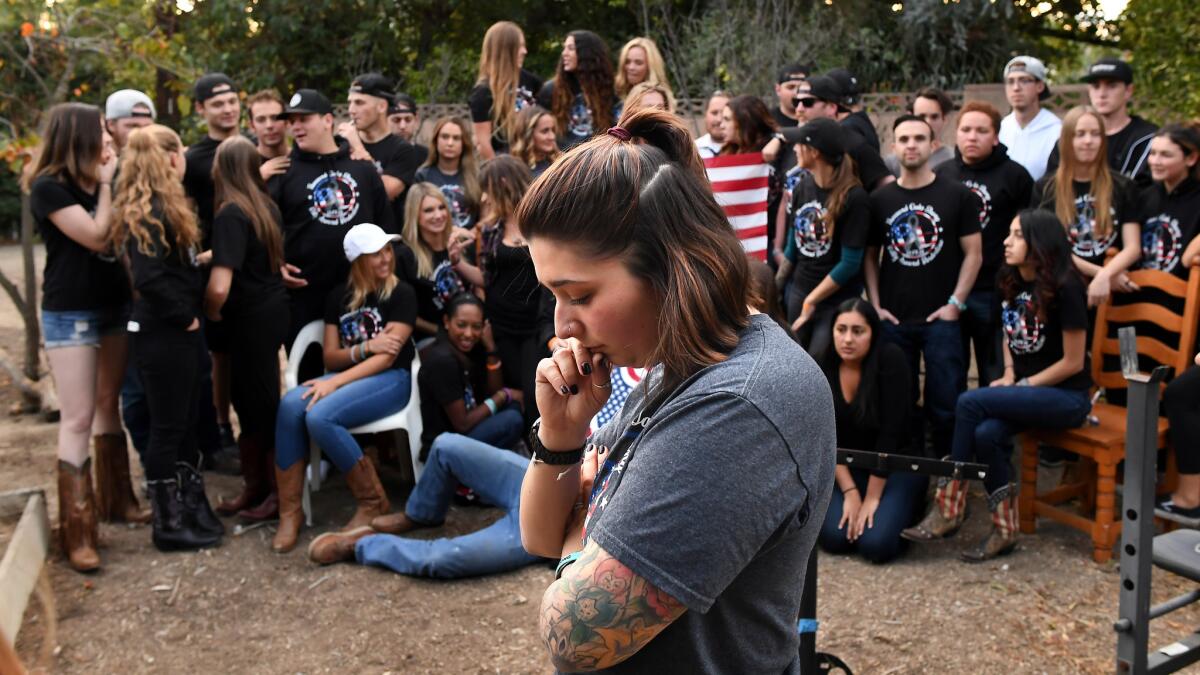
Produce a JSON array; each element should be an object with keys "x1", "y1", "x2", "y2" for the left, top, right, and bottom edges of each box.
[{"x1": 529, "y1": 420, "x2": 585, "y2": 465}]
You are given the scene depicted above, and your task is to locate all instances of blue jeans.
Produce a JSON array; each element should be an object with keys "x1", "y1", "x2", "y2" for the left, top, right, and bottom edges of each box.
[
  {"x1": 881, "y1": 320, "x2": 965, "y2": 458},
  {"x1": 818, "y1": 469, "x2": 927, "y2": 563},
  {"x1": 355, "y1": 433, "x2": 542, "y2": 578},
  {"x1": 275, "y1": 369, "x2": 411, "y2": 472},
  {"x1": 951, "y1": 386, "x2": 1091, "y2": 494},
  {"x1": 467, "y1": 403, "x2": 524, "y2": 450},
  {"x1": 959, "y1": 289, "x2": 1002, "y2": 390}
]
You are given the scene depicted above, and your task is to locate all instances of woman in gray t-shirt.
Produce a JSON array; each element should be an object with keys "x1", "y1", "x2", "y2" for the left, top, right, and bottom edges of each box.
[{"x1": 518, "y1": 106, "x2": 836, "y2": 673}]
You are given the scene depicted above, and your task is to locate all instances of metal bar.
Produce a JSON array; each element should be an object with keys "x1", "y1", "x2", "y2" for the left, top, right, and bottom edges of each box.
[
  {"x1": 1149, "y1": 590, "x2": 1200, "y2": 621},
  {"x1": 1115, "y1": 323, "x2": 1170, "y2": 674},
  {"x1": 1148, "y1": 633, "x2": 1200, "y2": 675},
  {"x1": 836, "y1": 449, "x2": 988, "y2": 481}
]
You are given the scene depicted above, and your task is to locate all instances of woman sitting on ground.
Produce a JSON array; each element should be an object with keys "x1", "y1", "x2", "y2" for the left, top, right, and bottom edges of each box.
[
  {"x1": 816, "y1": 299, "x2": 926, "y2": 564},
  {"x1": 272, "y1": 223, "x2": 417, "y2": 554},
  {"x1": 411, "y1": 293, "x2": 525, "y2": 460},
  {"x1": 903, "y1": 209, "x2": 1092, "y2": 562}
]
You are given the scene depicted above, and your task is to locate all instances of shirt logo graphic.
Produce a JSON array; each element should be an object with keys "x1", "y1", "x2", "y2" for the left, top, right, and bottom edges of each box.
[
  {"x1": 307, "y1": 171, "x2": 361, "y2": 225},
  {"x1": 886, "y1": 202, "x2": 944, "y2": 267},
  {"x1": 963, "y1": 180, "x2": 992, "y2": 230},
  {"x1": 438, "y1": 184, "x2": 473, "y2": 229},
  {"x1": 1068, "y1": 194, "x2": 1117, "y2": 259},
  {"x1": 793, "y1": 200, "x2": 831, "y2": 258},
  {"x1": 1002, "y1": 291, "x2": 1045, "y2": 355},
  {"x1": 337, "y1": 306, "x2": 383, "y2": 347},
  {"x1": 1142, "y1": 213, "x2": 1182, "y2": 272},
  {"x1": 568, "y1": 97, "x2": 594, "y2": 138}
]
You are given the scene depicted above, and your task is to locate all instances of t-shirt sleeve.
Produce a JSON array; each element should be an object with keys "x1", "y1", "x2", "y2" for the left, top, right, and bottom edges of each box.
[
  {"x1": 381, "y1": 279, "x2": 418, "y2": 327},
  {"x1": 587, "y1": 393, "x2": 806, "y2": 612},
  {"x1": 956, "y1": 183, "x2": 982, "y2": 237},
  {"x1": 1114, "y1": 176, "x2": 1137, "y2": 226},
  {"x1": 467, "y1": 84, "x2": 493, "y2": 123},
  {"x1": 392, "y1": 241, "x2": 418, "y2": 283},
  {"x1": 210, "y1": 207, "x2": 249, "y2": 271},
  {"x1": 867, "y1": 192, "x2": 887, "y2": 248},
  {"x1": 29, "y1": 178, "x2": 80, "y2": 222},
  {"x1": 851, "y1": 144, "x2": 890, "y2": 191},
  {"x1": 839, "y1": 187, "x2": 871, "y2": 249},
  {"x1": 426, "y1": 349, "x2": 466, "y2": 405},
  {"x1": 1058, "y1": 277, "x2": 1089, "y2": 332},
  {"x1": 413, "y1": 166, "x2": 430, "y2": 184}
]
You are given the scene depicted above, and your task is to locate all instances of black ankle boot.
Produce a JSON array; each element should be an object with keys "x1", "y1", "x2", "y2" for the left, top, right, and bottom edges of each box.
[
  {"x1": 176, "y1": 462, "x2": 225, "y2": 539},
  {"x1": 149, "y1": 479, "x2": 221, "y2": 552}
]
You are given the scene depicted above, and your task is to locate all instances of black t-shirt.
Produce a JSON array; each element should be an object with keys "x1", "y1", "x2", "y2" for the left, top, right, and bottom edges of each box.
[
  {"x1": 869, "y1": 175, "x2": 982, "y2": 323},
  {"x1": 362, "y1": 134, "x2": 421, "y2": 227},
  {"x1": 29, "y1": 175, "x2": 130, "y2": 312},
  {"x1": 183, "y1": 135, "x2": 221, "y2": 242},
  {"x1": 935, "y1": 144, "x2": 1034, "y2": 292},
  {"x1": 484, "y1": 239, "x2": 540, "y2": 337},
  {"x1": 536, "y1": 80, "x2": 621, "y2": 149},
  {"x1": 829, "y1": 342, "x2": 912, "y2": 471},
  {"x1": 1031, "y1": 174, "x2": 1137, "y2": 268},
  {"x1": 398, "y1": 247, "x2": 470, "y2": 329},
  {"x1": 787, "y1": 174, "x2": 870, "y2": 303},
  {"x1": 417, "y1": 338, "x2": 489, "y2": 456},
  {"x1": 468, "y1": 69, "x2": 543, "y2": 154},
  {"x1": 322, "y1": 280, "x2": 417, "y2": 370},
  {"x1": 842, "y1": 111, "x2": 881, "y2": 153},
  {"x1": 1138, "y1": 177, "x2": 1200, "y2": 279},
  {"x1": 845, "y1": 130, "x2": 890, "y2": 192},
  {"x1": 413, "y1": 166, "x2": 475, "y2": 229},
  {"x1": 1001, "y1": 274, "x2": 1091, "y2": 390},
  {"x1": 209, "y1": 203, "x2": 288, "y2": 319}
]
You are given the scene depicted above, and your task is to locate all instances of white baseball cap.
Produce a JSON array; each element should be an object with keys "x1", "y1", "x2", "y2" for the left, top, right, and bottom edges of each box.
[
  {"x1": 343, "y1": 223, "x2": 400, "y2": 262},
  {"x1": 105, "y1": 89, "x2": 157, "y2": 120}
]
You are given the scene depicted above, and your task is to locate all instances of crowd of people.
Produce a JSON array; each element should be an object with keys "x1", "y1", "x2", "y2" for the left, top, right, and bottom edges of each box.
[{"x1": 20, "y1": 17, "x2": 1200, "y2": 670}]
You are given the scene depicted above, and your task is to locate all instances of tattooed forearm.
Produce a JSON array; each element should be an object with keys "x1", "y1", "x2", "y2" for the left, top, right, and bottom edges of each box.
[{"x1": 539, "y1": 542, "x2": 686, "y2": 672}]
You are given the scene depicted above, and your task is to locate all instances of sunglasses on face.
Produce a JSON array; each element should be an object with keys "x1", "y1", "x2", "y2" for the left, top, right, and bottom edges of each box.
[{"x1": 794, "y1": 97, "x2": 820, "y2": 109}]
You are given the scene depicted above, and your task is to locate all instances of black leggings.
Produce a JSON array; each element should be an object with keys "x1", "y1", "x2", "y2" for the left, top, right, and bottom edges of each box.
[
  {"x1": 494, "y1": 330, "x2": 544, "y2": 428},
  {"x1": 133, "y1": 328, "x2": 203, "y2": 481},
  {"x1": 1165, "y1": 366, "x2": 1200, "y2": 474},
  {"x1": 227, "y1": 304, "x2": 289, "y2": 441}
]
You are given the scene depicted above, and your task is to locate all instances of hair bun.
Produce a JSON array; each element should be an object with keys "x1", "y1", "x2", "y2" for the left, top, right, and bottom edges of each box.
[{"x1": 615, "y1": 107, "x2": 706, "y2": 181}]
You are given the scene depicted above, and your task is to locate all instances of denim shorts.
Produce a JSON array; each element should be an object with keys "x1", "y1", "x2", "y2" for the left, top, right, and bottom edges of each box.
[{"x1": 42, "y1": 305, "x2": 129, "y2": 349}]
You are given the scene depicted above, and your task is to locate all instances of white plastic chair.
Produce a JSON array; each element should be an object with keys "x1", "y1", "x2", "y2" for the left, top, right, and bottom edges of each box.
[{"x1": 283, "y1": 319, "x2": 425, "y2": 525}]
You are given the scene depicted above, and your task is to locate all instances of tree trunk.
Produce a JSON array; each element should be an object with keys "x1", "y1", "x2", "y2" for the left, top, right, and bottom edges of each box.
[{"x1": 18, "y1": 192, "x2": 41, "y2": 413}]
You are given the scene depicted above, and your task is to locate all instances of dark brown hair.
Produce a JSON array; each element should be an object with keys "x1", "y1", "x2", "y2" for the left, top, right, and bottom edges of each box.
[
  {"x1": 550, "y1": 30, "x2": 615, "y2": 136},
  {"x1": 480, "y1": 154, "x2": 532, "y2": 223},
  {"x1": 910, "y1": 87, "x2": 955, "y2": 116},
  {"x1": 720, "y1": 95, "x2": 778, "y2": 155},
  {"x1": 957, "y1": 100, "x2": 1002, "y2": 134},
  {"x1": 212, "y1": 136, "x2": 284, "y2": 271},
  {"x1": 23, "y1": 103, "x2": 103, "y2": 191},
  {"x1": 1157, "y1": 120, "x2": 1200, "y2": 182},
  {"x1": 997, "y1": 209, "x2": 1078, "y2": 323},
  {"x1": 517, "y1": 107, "x2": 754, "y2": 392}
]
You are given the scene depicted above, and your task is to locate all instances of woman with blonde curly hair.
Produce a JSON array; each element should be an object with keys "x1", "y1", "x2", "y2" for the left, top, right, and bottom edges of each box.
[
  {"x1": 110, "y1": 124, "x2": 223, "y2": 552},
  {"x1": 510, "y1": 105, "x2": 560, "y2": 178},
  {"x1": 614, "y1": 37, "x2": 673, "y2": 100}
]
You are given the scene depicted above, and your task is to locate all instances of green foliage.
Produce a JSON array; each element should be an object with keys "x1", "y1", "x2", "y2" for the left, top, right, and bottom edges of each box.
[{"x1": 1122, "y1": 0, "x2": 1200, "y2": 121}]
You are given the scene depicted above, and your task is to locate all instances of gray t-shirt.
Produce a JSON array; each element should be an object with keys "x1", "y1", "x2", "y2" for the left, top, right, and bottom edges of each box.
[{"x1": 580, "y1": 313, "x2": 836, "y2": 674}]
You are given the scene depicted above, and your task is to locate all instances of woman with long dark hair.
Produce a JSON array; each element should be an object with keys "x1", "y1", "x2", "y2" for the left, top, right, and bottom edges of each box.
[
  {"x1": 517, "y1": 108, "x2": 835, "y2": 671},
  {"x1": 904, "y1": 209, "x2": 1091, "y2": 562},
  {"x1": 469, "y1": 21, "x2": 542, "y2": 159},
  {"x1": 110, "y1": 124, "x2": 223, "y2": 552},
  {"x1": 536, "y1": 30, "x2": 620, "y2": 149},
  {"x1": 718, "y1": 94, "x2": 778, "y2": 156},
  {"x1": 26, "y1": 103, "x2": 140, "y2": 571},
  {"x1": 816, "y1": 299, "x2": 925, "y2": 563},
  {"x1": 204, "y1": 136, "x2": 289, "y2": 521},
  {"x1": 779, "y1": 118, "x2": 869, "y2": 356},
  {"x1": 1031, "y1": 106, "x2": 1141, "y2": 306}
]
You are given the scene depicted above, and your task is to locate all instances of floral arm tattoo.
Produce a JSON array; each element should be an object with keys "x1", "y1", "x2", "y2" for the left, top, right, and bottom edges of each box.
[{"x1": 538, "y1": 539, "x2": 687, "y2": 672}]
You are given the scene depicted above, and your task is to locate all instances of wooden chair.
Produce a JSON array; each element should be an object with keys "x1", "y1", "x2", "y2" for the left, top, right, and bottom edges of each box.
[{"x1": 1018, "y1": 267, "x2": 1200, "y2": 562}]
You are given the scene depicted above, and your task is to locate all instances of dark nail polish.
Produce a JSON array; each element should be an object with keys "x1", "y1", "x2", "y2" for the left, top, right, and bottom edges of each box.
[
  {"x1": 582, "y1": 362, "x2": 592, "y2": 375},
  {"x1": 560, "y1": 385, "x2": 570, "y2": 395},
  {"x1": 569, "y1": 384, "x2": 580, "y2": 395}
]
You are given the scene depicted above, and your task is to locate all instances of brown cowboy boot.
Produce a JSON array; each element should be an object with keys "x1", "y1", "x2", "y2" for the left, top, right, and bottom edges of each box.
[
  {"x1": 341, "y1": 456, "x2": 390, "y2": 531},
  {"x1": 92, "y1": 433, "x2": 150, "y2": 523},
  {"x1": 308, "y1": 526, "x2": 375, "y2": 565},
  {"x1": 237, "y1": 448, "x2": 279, "y2": 521},
  {"x1": 272, "y1": 461, "x2": 305, "y2": 553},
  {"x1": 962, "y1": 484, "x2": 1019, "y2": 562},
  {"x1": 902, "y1": 476, "x2": 968, "y2": 542},
  {"x1": 215, "y1": 433, "x2": 270, "y2": 516},
  {"x1": 58, "y1": 459, "x2": 100, "y2": 572}
]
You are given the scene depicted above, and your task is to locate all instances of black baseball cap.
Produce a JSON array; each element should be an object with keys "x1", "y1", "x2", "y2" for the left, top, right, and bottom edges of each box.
[
  {"x1": 777, "y1": 62, "x2": 813, "y2": 85},
  {"x1": 350, "y1": 73, "x2": 396, "y2": 102},
  {"x1": 826, "y1": 68, "x2": 861, "y2": 107},
  {"x1": 796, "y1": 76, "x2": 843, "y2": 105},
  {"x1": 1081, "y1": 57, "x2": 1133, "y2": 85},
  {"x1": 193, "y1": 73, "x2": 238, "y2": 103},
  {"x1": 389, "y1": 93, "x2": 417, "y2": 116},
  {"x1": 284, "y1": 89, "x2": 333, "y2": 116},
  {"x1": 780, "y1": 118, "x2": 846, "y2": 164}
]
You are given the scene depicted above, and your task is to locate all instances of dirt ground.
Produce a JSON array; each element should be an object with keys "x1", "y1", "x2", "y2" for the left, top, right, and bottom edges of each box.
[{"x1": 4, "y1": 243, "x2": 1200, "y2": 675}]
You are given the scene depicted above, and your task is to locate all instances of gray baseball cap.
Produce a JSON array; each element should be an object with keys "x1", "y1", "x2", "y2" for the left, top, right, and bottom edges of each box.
[
  {"x1": 1004, "y1": 56, "x2": 1052, "y2": 100},
  {"x1": 105, "y1": 89, "x2": 157, "y2": 120}
]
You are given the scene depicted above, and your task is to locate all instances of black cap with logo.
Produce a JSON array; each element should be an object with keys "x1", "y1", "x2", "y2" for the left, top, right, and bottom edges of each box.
[
  {"x1": 1081, "y1": 57, "x2": 1134, "y2": 85},
  {"x1": 284, "y1": 89, "x2": 333, "y2": 116}
]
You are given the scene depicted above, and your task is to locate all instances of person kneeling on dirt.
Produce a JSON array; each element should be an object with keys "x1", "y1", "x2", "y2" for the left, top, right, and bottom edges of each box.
[{"x1": 306, "y1": 432, "x2": 546, "y2": 576}]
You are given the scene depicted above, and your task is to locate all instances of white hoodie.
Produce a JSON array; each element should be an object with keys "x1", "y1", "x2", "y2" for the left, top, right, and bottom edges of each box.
[{"x1": 999, "y1": 107, "x2": 1062, "y2": 182}]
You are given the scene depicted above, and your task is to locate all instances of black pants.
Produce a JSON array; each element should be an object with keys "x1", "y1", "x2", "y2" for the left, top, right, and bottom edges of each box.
[
  {"x1": 227, "y1": 303, "x2": 289, "y2": 441},
  {"x1": 133, "y1": 327, "x2": 203, "y2": 481},
  {"x1": 494, "y1": 329, "x2": 544, "y2": 428},
  {"x1": 286, "y1": 289, "x2": 329, "y2": 383},
  {"x1": 1165, "y1": 366, "x2": 1200, "y2": 474}
]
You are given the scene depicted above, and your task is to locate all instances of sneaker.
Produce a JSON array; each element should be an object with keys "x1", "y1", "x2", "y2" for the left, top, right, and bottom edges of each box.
[{"x1": 1155, "y1": 494, "x2": 1200, "y2": 520}]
